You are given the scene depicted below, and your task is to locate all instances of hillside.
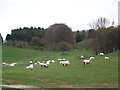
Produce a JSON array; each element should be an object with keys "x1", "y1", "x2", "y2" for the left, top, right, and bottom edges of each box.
[{"x1": 2, "y1": 46, "x2": 118, "y2": 88}]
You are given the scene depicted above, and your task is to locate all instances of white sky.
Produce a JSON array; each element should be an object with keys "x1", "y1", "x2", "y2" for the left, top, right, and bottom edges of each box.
[{"x1": 0, "y1": 0, "x2": 119, "y2": 40}]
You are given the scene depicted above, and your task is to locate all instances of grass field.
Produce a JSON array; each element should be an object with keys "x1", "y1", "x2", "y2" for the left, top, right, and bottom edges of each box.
[{"x1": 2, "y1": 46, "x2": 118, "y2": 88}]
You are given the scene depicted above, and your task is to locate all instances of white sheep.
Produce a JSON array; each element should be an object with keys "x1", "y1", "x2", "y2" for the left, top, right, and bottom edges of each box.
[
  {"x1": 58, "y1": 59, "x2": 62, "y2": 61},
  {"x1": 89, "y1": 56, "x2": 95, "y2": 60},
  {"x1": 34, "y1": 63, "x2": 38, "y2": 65},
  {"x1": 51, "y1": 60, "x2": 55, "y2": 63},
  {"x1": 62, "y1": 58, "x2": 66, "y2": 61},
  {"x1": 80, "y1": 55, "x2": 85, "y2": 59},
  {"x1": 2, "y1": 62, "x2": 7, "y2": 65},
  {"x1": 58, "y1": 58, "x2": 66, "y2": 61},
  {"x1": 38, "y1": 61, "x2": 48, "y2": 68},
  {"x1": 9, "y1": 63, "x2": 17, "y2": 67},
  {"x1": 105, "y1": 56, "x2": 109, "y2": 60},
  {"x1": 100, "y1": 53, "x2": 104, "y2": 56},
  {"x1": 83, "y1": 59, "x2": 92, "y2": 66},
  {"x1": 26, "y1": 64, "x2": 33, "y2": 70},
  {"x1": 29, "y1": 60, "x2": 33, "y2": 63},
  {"x1": 59, "y1": 60, "x2": 70, "y2": 66},
  {"x1": 46, "y1": 60, "x2": 50, "y2": 65}
]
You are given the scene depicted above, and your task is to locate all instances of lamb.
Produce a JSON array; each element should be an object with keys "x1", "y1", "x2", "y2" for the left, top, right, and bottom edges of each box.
[
  {"x1": 83, "y1": 59, "x2": 92, "y2": 66},
  {"x1": 26, "y1": 64, "x2": 33, "y2": 70}
]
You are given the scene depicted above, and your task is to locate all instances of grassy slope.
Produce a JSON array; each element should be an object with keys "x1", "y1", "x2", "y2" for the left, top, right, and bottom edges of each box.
[{"x1": 2, "y1": 46, "x2": 118, "y2": 88}]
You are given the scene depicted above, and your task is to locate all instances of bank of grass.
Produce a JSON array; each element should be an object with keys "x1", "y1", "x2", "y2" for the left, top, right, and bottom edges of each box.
[{"x1": 2, "y1": 46, "x2": 118, "y2": 88}]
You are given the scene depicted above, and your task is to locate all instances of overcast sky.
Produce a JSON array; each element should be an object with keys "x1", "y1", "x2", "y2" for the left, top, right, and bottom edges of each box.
[{"x1": 0, "y1": 0, "x2": 119, "y2": 40}]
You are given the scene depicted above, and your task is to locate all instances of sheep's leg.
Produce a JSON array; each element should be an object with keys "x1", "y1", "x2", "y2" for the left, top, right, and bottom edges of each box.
[
  {"x1": 41, "y1": 65, "x2": 42, "y2": 68},
  {"x1": 83, "y1": 62, "x2": 86, "y2": 66}
]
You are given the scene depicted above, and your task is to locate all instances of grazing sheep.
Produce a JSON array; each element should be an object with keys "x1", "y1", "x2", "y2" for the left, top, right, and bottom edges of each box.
[
  {"x1": 46, "y1": 60, "x2": 50, "y2": 65},
  {"x1": 2, "y1": 62, "x2": 10, "y2": 66},
  {"x1": 58, "y1": 58, "x2": 66, "y2": 61},
  {"x1": 80, "y1": 55, "x2": 85, "y2": 59},
  {"x1": 51, "y1": 60, "x2": 55, "y2": 63},
  {"x1": 89, "y1": 56, "x2": 95, "y2": 60},
  {"x1": 100, "y1": 53, "x2": 104, "y2": 56},
  {"x1": 62, "y1": 58, "x2": 66, "y2": 61},
  {"x1": 83, "y1": 59, "x2": 92, "y2": 66},
  {"x1": 29, "y1": 60, "x2": 33, "y2": 63},
  {"x1": 105, "y1": 56, "x2": 109, "y2": 60},
  {"x1": 3, "y1": 62, "x2": 17, "y2": 67},
  {"x1": 9, "y1": 63, "x2": 17, "y2": 67},
  {"x1": 59, "y1": 60, "x2": 70, "y2": 66},
  {"x1": 2, "y1": 62, "x2": 7, "y2": 65},
  {"x1": 48, "y1": 59, "x2": 55, "y2": 63},
  {"x1": 26, "y1": 64, "x2": 33, "y2": 70},
  {"x1": 38, "y1": 61, "x2": 48, "y2": 68},
  {"x1": 58, "y1": 59, "x2": 63, "y2": 61},
  {"x1": 34, "y1": 63, "x2": 38, "y2": 65}
]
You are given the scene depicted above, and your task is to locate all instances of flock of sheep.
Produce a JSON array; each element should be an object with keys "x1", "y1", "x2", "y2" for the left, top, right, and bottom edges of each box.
[
  {"x1": 2, "y1": 58, "x2": 71, "y2": 70},
  {"x1": 81, "y1": 52, "x2": 109, "y2": 66},
  {"x1": 2, "y1": 52, "x2": 110, "y2": 70},
  {"x1": 26, "y1": 58, "x2": 71, "y2": 70}
]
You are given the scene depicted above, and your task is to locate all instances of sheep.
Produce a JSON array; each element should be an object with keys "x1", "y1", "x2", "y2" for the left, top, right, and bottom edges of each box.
[
  {"x1": 51, "y1": 60, "x2": 55, "y2": 63},
  {"x1": 100, "y1": 53, "x2": 104, "y2": 56},
  {"x1": 105, "y1": 56, "x2": 109, "y2": 60},
  {"x1": 59, "y1": 60, "x2": 70, "y2": 66},
  {"x1": 83, "y1": 59, "x2": 92, "y2": 66},
  {"x1": 3, "y1": 62, "x2": 17, "y2": 67},
  {"x1": 58, "y1": 59, "x2": 62, "y2": 62},
  {"x1": 46, "y1": 60, "x2": 50, "y2": 65},
  {"x1": 29, "y1": 60, "x2": 33, "y2": 63},
  {"x1": 26, "y1": 64, "x2": 33, "y2": 70},
  {"x1": 2, "y1": 62, "x2": 7, "y2": 65},
  {"x1": 34, "y1": 63, "x2": 38, "y2": 65},
  {"x1": 89, "y1": 56, "x2": 95, "y2": 60},
  {"x1": 80, "y1": 55, "x2": 85, "y2": 59},
  {"x1": 58, "y1": 58, "x2": 67, "y2": 63},
  {"x1": 9, "y1": 63, "x2": 17, "y2": 67},
  {"x1": 47, "y1": 59, "x2": 55, "y2": 63},
  {"x1": 38, "y1": 61, "x2": 48, "y2": 68},
  {"x1": 62, "y1": 58, "x2": 66, "y2": 61},
  {"x1": 2, "y1": 62, "x2": 10, "y2": 66}
]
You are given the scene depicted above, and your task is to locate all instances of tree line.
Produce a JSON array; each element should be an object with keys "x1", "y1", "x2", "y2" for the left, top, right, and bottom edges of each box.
[
  {"x1": 4, "y1": 24, "x2": 75, "y2": 51},
  {"x1": 1, "y1": 17, "x2": 119, "y2": 54},
  {"x1": 76, "y1": 17, "x2": 119, "y2": 55}
]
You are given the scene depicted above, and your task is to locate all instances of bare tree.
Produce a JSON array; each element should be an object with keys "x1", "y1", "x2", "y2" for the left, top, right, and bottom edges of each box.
[
  {"x1": 90, "y1": 17, "x2": 109, "y2": 54},
  {"x1": 89, "y1": 17, "x2": 109, "y2": 30}
]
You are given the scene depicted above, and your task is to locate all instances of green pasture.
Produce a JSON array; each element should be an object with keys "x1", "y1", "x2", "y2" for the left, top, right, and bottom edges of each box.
[{"x1": 2, "y1": 46, "x2": 118, "y2": 88}]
